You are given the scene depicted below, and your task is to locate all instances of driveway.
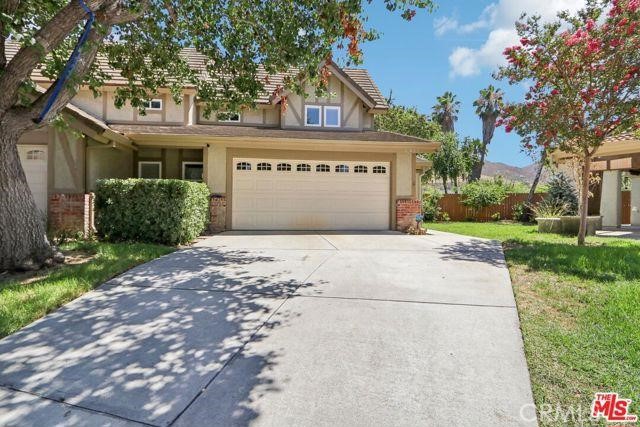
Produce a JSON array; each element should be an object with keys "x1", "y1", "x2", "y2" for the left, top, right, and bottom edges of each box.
[{"x1": 0, "y1": 231, "x2": 536, "y2": 426}]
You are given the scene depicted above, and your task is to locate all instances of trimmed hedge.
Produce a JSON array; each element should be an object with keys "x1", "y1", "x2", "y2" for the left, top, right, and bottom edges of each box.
[{"x1": 95, "y1": 179, "x2": 210, "y2": 245}]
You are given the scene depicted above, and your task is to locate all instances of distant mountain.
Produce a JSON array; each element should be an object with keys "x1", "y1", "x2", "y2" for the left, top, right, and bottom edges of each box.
[{"x1": 481, "y1": 161, "x2": 549, "y2": 185}]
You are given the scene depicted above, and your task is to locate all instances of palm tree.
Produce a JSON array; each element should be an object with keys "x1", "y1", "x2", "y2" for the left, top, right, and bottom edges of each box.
[
  {"x1": 469, "y1": 85, "x2": 504, "y2": 181},
  {"x1": 431, "y1": 91, "x2": 460, "y2": 133}
]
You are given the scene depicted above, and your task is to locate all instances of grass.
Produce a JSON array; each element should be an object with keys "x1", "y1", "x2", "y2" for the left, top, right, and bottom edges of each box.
[
  {"x1": 427, "y1": 222, "x2": 640, "y2": 426},
  {"x1": 0, "y1": 241, "x2": 174, "y2": 339}
]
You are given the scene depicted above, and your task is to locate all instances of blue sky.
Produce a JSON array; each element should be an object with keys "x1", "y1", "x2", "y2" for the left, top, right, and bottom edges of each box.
[{"x1": 354, "y1": 0, "x2": 586, "y2": 167}]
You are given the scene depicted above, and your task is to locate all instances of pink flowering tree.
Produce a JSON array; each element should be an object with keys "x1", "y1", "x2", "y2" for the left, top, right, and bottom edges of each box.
[{"x1": 497, "y1": 0, "x2": 640, "y2": 245}]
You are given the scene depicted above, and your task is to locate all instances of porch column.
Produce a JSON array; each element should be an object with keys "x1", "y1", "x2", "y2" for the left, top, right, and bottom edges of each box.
[
  {"x1": 600, "y1": 170, "x2": 622, "y2": 227},
  {"x1": 631, "y1": 175, "x2": 640, "y2": 226}
]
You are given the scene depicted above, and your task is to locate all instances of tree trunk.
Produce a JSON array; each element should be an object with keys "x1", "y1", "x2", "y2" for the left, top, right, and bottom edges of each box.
[
  {"x1": 0, "y1": 126, "x2": 55, "y2": 270},
  {"x1": 442, "y1": 176, "x2": 448, "y2": 194},
  {"x1": 526, "y1": 150, "x2": 547, "y2": 206},
  {"x1": 469, "y1": 118, "x2": 495, "y2": 182},
  {"x1": 577, "y1": 155, "x2": 591, "y2": 246}
]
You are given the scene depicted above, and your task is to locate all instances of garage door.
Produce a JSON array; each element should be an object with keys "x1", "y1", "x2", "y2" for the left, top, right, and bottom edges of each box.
[
  {"x1": 232, "y1": 158, "x2": 390, "y2": 230},
  {"x1": 18, "y1": 145, "x2": 48, "y2": 214}
]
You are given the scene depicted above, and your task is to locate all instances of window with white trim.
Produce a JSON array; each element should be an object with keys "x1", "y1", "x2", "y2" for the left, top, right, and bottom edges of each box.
[
  {"x1": 257, "y1": 162, "x2": 272, "y2": 171},
  {"x1": 373, "y1": 165, "x2": 387, "y2": 174},
  {"x1": 277, "y1": 163, "x2": 292, "y2": 171},
  {"x1": 354, "y1": 165, "x2": 368, "y2": 173},
  {"x1": 335, "y1": 164, "x2": 349, "y2": 173},
  {"x1": 236, "y1": 162, "x2": 251, "y2": 170},
  {"x1": 305, "y1": 105, "x2": 321, "y2": 126},
  {"x1": 138, "y1": 161, "x2": 162, "y2": 179},
  {"x1": 217, "y1": 111, "x2": 241, "y2": 122},
  {"x1": 142, "y1": 99, "x2": 163, "y2": 110},
  {"x1": 182, "y1": 162, "x2": 203, "y2": 181},
  {"x1": 297, "y1": 163, "x2": 311, "y2": 172},
  {"x1": 324, "y1": 106, "x2": 341, "y2": 127},
  {"x1": 316, "y1": 164, "x2": 330, "y2": 172}
]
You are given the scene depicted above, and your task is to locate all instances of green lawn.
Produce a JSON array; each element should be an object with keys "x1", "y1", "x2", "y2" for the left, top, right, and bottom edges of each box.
[
  {"x1": 427, "y1": 222, "x2": 640, "y2": 426},
  {"x1": 0, "y1": 241, "x2": 174, "y2": 339}
]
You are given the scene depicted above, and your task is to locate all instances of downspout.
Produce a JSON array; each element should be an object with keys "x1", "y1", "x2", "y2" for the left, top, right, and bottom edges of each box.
[{"x1": 37, "y1": 0, "x2": 95, "y2": 123}]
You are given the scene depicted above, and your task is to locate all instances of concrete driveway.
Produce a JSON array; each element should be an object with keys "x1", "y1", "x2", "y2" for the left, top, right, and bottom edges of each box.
[{"x1": 0, "y1": 231, "x2": 536, "y2": 427}]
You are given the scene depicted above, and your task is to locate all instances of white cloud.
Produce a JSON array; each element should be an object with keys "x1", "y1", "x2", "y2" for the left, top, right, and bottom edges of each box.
[
  {"x1": 434, "y1": 5, "x2": 497, "y2": 37},
  {"x1": 434, "y1": 17, "x2": 459, "y2": 37},
  {"x1": 445, "y1": 0, "x2": 587, "y2": 78}
]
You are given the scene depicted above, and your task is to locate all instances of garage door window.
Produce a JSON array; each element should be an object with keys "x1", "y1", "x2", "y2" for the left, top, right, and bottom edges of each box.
[
  {"x1": 335, "y1": 164, "x2": 349, "y2": 173},
  {"x1": 373, "y1": 165, "x2": 387, "y2": 174},
  {"x1": 277, "y1": 163, "x2": 292, "y2": 171},
  {"x1": 236, "y1": 162, "x2": 252, "y2": 170},
  {"x1": 257, "y1": 162, "x2": 272, "y2": 171},
  {"x1": 316, "y1": 164, "x2": 330, "y2": 172},
  {"x1": 354, "y1": 165, "x2": 368, "y2": 173},
  {"x1": 27, "y1": 150, "x2": 46, "y2": 160},
  {"x1": 297, "y1": 163, "x2": 311, "y2": 172}
]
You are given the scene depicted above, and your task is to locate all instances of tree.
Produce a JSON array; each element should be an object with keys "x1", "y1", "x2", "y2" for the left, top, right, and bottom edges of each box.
[
  {"x1": 374, "y1": 104, "x2": 441, "y2": 139},
  {"x1": 0, "y1": 0, "x2": 433, "y2": 270},
  {"x1": 469, "y1": 85, "x2": 504, "y2": 181},
  {"x1": 429, "y1": 133, "x2": 473, "y2": 193},
  {"x1": 431, "y1": 91, "x2": 460, "y2": 133},
  {"x1": 497, "y1": 0, "x2": 640, "y2": 245}
]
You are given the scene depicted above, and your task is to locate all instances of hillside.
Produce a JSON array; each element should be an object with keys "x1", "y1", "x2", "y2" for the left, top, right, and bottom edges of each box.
[{"x1": 481, "y1": 161, "x2": 549, "y2": 185}]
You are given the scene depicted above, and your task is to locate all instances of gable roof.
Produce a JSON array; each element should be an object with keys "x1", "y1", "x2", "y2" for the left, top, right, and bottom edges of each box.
[{"x1": 5, "y1": 41, "x2": 388, "y2": 110}]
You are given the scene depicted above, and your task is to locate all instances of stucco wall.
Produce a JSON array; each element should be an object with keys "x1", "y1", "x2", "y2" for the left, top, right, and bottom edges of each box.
[
  {"x1": 70, "y1": 90, "x2": 103, "y2": 119},
  {"x1": 52, "y1": 129, "x2": 85, "y2": 194},
  {"x1": 198, "y1": 106, "x2": 280, "y2": 127},
  {"x1": 135, "y1": 147, "x2": 203, "y2": 180},
  {"x1": 86, "y1": 142, "x2": 133, "y2": 191}
]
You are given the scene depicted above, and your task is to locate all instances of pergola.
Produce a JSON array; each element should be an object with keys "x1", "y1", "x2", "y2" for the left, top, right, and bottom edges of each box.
[{"x1": 552, "y1": 133, "x2": 640, "y2": 228}]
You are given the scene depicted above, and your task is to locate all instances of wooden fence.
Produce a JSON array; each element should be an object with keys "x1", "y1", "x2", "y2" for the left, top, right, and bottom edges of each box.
[{"x1": 438, "y1": 193, "x2": 547, "y2": 222}]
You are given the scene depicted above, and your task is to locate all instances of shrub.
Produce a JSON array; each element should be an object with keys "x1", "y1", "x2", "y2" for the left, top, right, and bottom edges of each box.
[
  {"x1": 546, "y1": 173, "x2": 578, "y2": 215},
  {"x1": 532, "y1": 199, "x2": 569, "y2": 218},
  {"x1": 95, "y1": 179, "x2": 210, "y2": 245},
  {"x1": 460, "y1": 178, "x2": 509, "y2": 212},
  {"x1": 422, "y1": 187, "x2": 443, "y2": 221}
]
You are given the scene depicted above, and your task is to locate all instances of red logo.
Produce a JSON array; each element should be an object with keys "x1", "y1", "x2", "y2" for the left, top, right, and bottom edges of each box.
[{"x1": 591, "y1": 392, "x2": 638, "y2": 423}]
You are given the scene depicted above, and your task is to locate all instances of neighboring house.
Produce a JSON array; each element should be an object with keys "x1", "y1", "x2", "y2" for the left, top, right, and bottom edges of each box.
[
  {"x1": 9, "y1": 42, "x2": 438, "y2": 233},
  {"x1": 552, "y1": 132, "x2": 640, "y2": 228}
]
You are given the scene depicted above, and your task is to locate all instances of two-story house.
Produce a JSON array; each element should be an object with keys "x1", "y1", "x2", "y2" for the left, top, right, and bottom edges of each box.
[{"x1": 11, "y1": 42, "x2": 438, "y2": 233}]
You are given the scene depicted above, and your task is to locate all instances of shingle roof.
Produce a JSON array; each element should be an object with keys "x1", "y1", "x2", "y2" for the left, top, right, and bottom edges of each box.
[
  {"x1": 109, "y1": 124, "x2": 429, "y2": 143},
  {"x1": 5, "y1": 41, "x2": 388, "y2": 109},
  {"x1": 603, "y1": 132, "x2": 640, "y2": 143}
]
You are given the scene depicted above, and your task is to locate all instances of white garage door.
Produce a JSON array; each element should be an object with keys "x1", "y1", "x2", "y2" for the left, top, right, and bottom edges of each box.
[
  {"x1": 232, "y1": 158, "x2": 390, "y2": 230},
  {"x1": 18, "y1": 145, "x2": 48, "y2": 214}
]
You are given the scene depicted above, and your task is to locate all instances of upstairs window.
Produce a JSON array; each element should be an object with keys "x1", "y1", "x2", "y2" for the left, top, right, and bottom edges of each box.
[
  {"x1": 316, "y1": 164, "x2": 330, "y2": 172},
  {"x1": 305, "y1": 105, "x2": 321, "y2": 126},
  {"x1": 324, "y1": 106, "x2": 341, "y2": 127},
  {"x1": 277, "y1": 163, "x2": 292, "y2": 171},
  {"x1": 236, "y1": 162, "x2": 252, "y2": 170},
  {"x1": 142, "y1": 99, "x2": 163, "y2": 110},
  {"x1": 297, "y1": 163, "x2": 311, "y2": 172},
  {"x1": 335, "y1": 164, "x2": 349, "y2": 173},
  {"x1": 257, "y1": 162, "x2": 272, "y2": 171},
  {"x1": 373, "y1": 165, "x2": 387, "y2": 174},
  {"x1": 217, "y1": 111, "x2": 241, "y2": 122},
  {"x1": 354, "y1": 165, "x2": 368, "y2": 173}
]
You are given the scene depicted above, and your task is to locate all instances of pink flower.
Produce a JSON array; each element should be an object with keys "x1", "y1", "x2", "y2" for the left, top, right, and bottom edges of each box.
[
  {"x1": 586, "y1": 19, "x2": 596, "y2": 31},
  {"x1": 505, "y1": 125, "x2": 513, "y2": 133},
  {"x1": 551, "y1": 89, "x2": 559, "y2": 95},
  {"x1": 629, "y1": 0, "x2": 639, "y2": 12},
  {"x1": 586, "y1": 38, "x2": 601, "y2": 54}
]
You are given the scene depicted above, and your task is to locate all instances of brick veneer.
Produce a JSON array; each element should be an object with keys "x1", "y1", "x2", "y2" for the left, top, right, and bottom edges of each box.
[
  {"x1": 396, "y1": 198, "x2": 421, "y2": 231},
  {"x1": 209, "y1": 194, "x2": 227, "y2": 232},
  {"x1": 49, "y1": 193, "x2": 95, "y2": 237}
]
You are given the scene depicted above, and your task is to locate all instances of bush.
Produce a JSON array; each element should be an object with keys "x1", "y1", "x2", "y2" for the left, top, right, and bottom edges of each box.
[
  {"x1": 95, "y1": 179, "x2": 210, "y2": 245},
  {"x1": 460, "y1": 178, "x2": 509, "y2": 211},
  {"x1": 532, "y1": 199, "x2": 569, "y2": 218},
  {"x1": 422, "y1": 187, "x2": 443, "y2": 221},
  {"x1": 512, "y1": 202, "x2": 529, "y2": 222},
  {"x1": 547, "y1": 173, "x2": 578, "y2": 215}
]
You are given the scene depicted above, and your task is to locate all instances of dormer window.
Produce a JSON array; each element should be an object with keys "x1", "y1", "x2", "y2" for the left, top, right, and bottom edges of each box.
[
  {"x1": 217, "y1": 112, "x2": 241, "y2": 122},
  {"x1": 305, "y1": 106, "x2": 321, "y2": 127},
  {"x1": 324, "y1": 106, "x2": 340, "y2": 127},
  {"x1": 142, "y1": 99, "x2": 163, "y2": 110}
]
